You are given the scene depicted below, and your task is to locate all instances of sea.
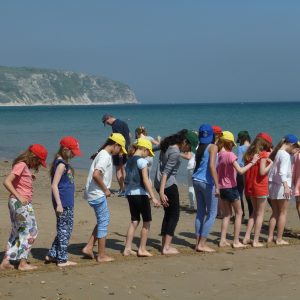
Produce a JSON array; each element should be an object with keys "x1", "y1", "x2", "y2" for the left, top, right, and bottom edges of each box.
[{"x1": 0, "y1": 102, "x2": 299, "y2": 183}]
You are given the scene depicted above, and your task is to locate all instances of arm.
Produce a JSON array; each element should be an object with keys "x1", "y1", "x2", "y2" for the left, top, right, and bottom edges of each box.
[
  {"x1": 180, "y1": 152, "x2": 193, "y2": 160},
  {"x1": 159, "y1": 173, "x2": 169, "y2": 207},
  {"x1": 208, "y1": 145, "x2": 220, "y2": 197},
  {"x1": 92, "y1": 169, "x2": 111, "y2": 197},
  {"x1": 233, "y1": 154, "x2": 260, "y2": 175},
  {"x1": 278, "y1": 153, "x2": 292, "y2": 199},
  {"x1": 141, "y1": 167, "x2": 160, "y2": 207},
  {"x1": 3, "y1": 173, "x2": 28, "y2": 204},
  {"x1": 259, "y1": 158, "x2": 273, "y2": 176},
  {"x1": 51, "y1": 163, "x2": 66, "y2": 214}
]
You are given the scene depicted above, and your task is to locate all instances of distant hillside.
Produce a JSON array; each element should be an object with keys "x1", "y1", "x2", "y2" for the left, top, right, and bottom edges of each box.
[{"x1": 0, "y1": 66, "x2": 138, "y2": 105}]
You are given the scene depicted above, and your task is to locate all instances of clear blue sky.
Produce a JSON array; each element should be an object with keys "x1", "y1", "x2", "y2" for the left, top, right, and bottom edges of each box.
[{"x1": 0, "y1": 0, "x2": 299, "y2": 103}]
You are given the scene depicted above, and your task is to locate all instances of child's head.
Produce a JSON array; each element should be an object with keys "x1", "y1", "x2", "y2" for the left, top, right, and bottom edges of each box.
[
  {"x1": 212, "y1": 125, "x2": 223, "y2": 142},
  {"x1": 269, "y1": 134, "x2": 299, "y2": 161},
  {"x1": 13, "y1": 144, "x2": 48, "y2": 170},
  {"x1": 237, "y1": 130, "x2": 251, "y2": 145},
  {"x1": 218, "y1": 131, "x2": 236, "y2": 151},
  {"x1": 132, "y1": 138, "x2": 155, "y2": 158},
  {"x1": 244, "y1": 133, "x2": 272, "y2": 162},
  {"x1": 59, "y1": 136, "x2": 82, "y2": 160},
  {"x1": 185, "y1": 130, "x2": 198, "y2": 153},
  {"x1": 135, "y1": 126, "x2": 148, "y2": 139},
  {"x1": 160, "y1": 129, "x2": 190, "y2": 152},
  {"x1": 108, "y1": 133, "x2": 127, "y2": 155}
]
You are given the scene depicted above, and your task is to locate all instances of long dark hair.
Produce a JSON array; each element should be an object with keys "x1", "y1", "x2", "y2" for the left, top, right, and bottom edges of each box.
[
  {"x1": 160, "y1": 129, "x2": 188, "y2": 153},
  {"x1": 194, "y1": 144, "x2": 209, "y2": 173},
  {"x1": 90, "y1": 138, "x2": 117, "y2": 160}
]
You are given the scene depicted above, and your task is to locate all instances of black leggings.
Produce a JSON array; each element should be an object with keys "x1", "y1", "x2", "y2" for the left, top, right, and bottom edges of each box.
[
  {"x1": 158, "y1": 184, "x2": 180, "y2": 236},
  {"x1": 237, "y1": 174, "x2": 253, "y2": 217}
]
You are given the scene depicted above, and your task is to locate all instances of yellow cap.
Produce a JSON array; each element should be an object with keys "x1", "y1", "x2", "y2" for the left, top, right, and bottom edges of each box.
[
  {"x1": 135, "y1": 138, "x2": 154, "y2": 157},
  {"x1": 108, "y1": 133, "x2": 127, "y2": 154},
  {"x1": 221, "y1": 131, "x2": 236, "y2": 146}
]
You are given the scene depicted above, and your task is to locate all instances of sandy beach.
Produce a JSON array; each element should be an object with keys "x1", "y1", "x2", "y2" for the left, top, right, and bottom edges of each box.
[{"x1": 0, "y1": 160, "x2": 300, "y2": 300}]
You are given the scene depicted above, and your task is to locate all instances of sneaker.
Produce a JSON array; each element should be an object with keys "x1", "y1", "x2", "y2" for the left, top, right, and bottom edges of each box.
[{"x1": 118, "y1": 190, "x2": 125, "y2": 197}]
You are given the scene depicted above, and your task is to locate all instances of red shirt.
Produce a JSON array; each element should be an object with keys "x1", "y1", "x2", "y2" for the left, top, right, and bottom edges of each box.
[{"x1": 244, "y1": 151, "x2": 270, "y2": 197}]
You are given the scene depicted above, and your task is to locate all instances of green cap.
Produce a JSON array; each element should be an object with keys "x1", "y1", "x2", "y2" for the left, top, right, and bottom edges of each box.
[{"x1": 185, "y1": 130, "x2": 198, "y2": 153}]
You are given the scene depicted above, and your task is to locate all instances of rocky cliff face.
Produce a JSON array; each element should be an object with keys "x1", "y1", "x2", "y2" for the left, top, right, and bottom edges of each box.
[{"x1": 0, "y1": 66, "x2": 138, "y2": 105}]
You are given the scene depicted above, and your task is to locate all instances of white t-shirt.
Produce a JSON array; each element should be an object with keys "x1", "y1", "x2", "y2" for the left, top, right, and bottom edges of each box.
[
  {"x1": 187, "y1": 153, "x2": 196, "y2": 170},
  {"x1": 84, "y1": 149, "x2": 113, "y2": 202}
]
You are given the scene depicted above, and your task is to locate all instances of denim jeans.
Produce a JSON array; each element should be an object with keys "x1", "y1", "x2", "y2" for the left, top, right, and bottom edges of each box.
[{"x1": 193, "y1": 180, "x2": 218, "y2": 238}]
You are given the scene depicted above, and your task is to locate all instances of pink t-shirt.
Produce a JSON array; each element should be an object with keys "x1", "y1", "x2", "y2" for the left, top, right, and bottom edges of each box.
[
  {"x1": 293, "y1": 152, "x2": 300, "y2": 196},
  {"x1": 217, "y1": 150, "x2": 237, "y2": 189},
  {"x1": 11, "y1": 162, "x2": 33, "y2": 202}
]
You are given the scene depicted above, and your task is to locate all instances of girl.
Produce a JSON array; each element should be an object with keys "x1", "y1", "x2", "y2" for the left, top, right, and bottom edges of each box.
[
  {"x1": 242, "y1": 133, "x2": 273, "y2": 247},
  {"x1": 292, "y1": 143, "x2": 300, "y2": 219},
  {"x1": 154, "y1": 129, "x2": 192, "y2": 255},
  {"x1": 192, "y1": 124, "x2": 219, "y2": 252},
  {"x1": 0, "y1": 144, "x2": 48, "y2": 271},
  {"x1": 45, "y1": 136, "x2": 82, "y2": 267},
  {"x1": 217, "y1": 131, "x2": 259, "y2": 248},
  {"x1": 268, "y1": 134, "x2": 300, "y2": 245},
  {"x1": 123, "y1": 138, "x2": 160, "y2": 257},
  {"x1": 82, "y1": 133, "x2": 127, "y2": 262}
]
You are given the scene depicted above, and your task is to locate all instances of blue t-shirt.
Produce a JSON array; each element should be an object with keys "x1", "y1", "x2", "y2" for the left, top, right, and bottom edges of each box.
[
  {"x1": 51, "y1": 159, "x2": 75, "y2": 208},
  {"x1": 237, "y1": 145, "x2": 249, "y2": 167}
]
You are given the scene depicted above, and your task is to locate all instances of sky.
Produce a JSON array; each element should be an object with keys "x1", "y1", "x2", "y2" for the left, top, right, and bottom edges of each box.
[{"x1": 0, "y1": 0, "x2": 299, "y2": 103}]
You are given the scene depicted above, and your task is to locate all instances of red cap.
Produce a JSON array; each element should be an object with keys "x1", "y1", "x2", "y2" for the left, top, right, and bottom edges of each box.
[
  {"x1": 212, "y1": 125, "x2": 222, "y2": 135},
  {"x1": 28, "y1": 144, "x2": 48, "y2": 168},
  {"x1": 60, "y1": 136, "x2": 82, "y2": 156},
  {"x1": 256, "y1": 132, "x2": 272, "y2": 144}
]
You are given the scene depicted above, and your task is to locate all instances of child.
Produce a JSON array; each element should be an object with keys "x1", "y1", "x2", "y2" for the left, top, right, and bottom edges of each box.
[
  {"x1": 292, "y1": 142, "x2": 300, "y2": 219},
  {"x1": 242, "y1": 133, "x2": 273, "y2": 247},
  {"x1": 217, "y1": 131, "x2": 259, "y2": 248},
  {"x1": 82, "y1": 133, "x2": 127, "y2": 262},
  {"x1": 0, "y1": 144, "x2": 48, "y2": 271},
  {"x1": 45, "y1": 136, "x2": 82, "y2": 267},
  {"x1": 268, "y1": 134, "x2": 300, "y2": 245},
  {"x1": 123, "y1": 138, "x2": 160, "y2": 257}
]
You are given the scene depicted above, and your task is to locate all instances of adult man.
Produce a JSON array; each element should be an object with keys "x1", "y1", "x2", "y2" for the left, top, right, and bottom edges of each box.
[{"x1": 102, "y1": 113, "x2": 131, "y2": 196}]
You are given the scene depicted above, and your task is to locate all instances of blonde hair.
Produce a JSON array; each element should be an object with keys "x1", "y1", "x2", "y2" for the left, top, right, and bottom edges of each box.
[
  {"x1": 217, "y1": 139, "x2": 234, "y2": 152},
  {"x1": 12, "y1": 149, "x2": 40, "y2": 169},
  {"x1": 135, "y1": 126, "x2": 148, "y2": 138},
  {"x1": 244, "y1": 137, "x2": 272, "y2": 162},
  {"x1": 50, "y1": 146, "x2": 74, "y2": 177}
]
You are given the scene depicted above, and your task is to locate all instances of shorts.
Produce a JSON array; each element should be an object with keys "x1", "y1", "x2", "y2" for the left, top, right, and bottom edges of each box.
[
  {"x1": 113, "y1": 154, "x2": 128, "y2": 166},
  {"x1": 269, "y1": 182, "x2": 287, "y2": 200},
  {"x1": 220, "y1": 187, "x2": 240, "y2": 202},
  {"x1": 127, "y1": 195, "x2": 152, "y2": 222}
]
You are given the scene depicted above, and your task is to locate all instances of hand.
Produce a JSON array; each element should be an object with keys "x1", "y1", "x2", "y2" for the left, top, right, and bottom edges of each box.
[
  {"x1": 104, "y1": 189, "x2": 112, "y2": 197},
  {"x1": 160, "y1": 193, "x2": 169, "y2": 207},
  {"x1": 56, "y1": 205, "x2": 64, "y2": 214},
  {"x1": 266, "y1": 158, "x2": 273, "y2": 165},
  {"x1": 17, "y1": 196, "x2": 29, "y2": 206},
  {"x1": 215, "y1": 188, "x2": 220, "y2": 198},
  {"x1": 151, "y1": 197, "x2": 161, "y2": 207},
  {"x1": 284, "y1": 186, "x2": 292, "y2": 199},
  {"x1": 251, "y1": 154, "x2": 260, "y2": 164}
]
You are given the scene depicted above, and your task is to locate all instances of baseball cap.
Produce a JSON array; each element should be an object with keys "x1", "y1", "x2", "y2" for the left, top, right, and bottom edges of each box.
[
  {"x1": 237, "y1": 130, "x2": 250, "y2": 143},
  {"x1": 199, "y1": 124, "x2": 214, "y2": 144},
  {"x1": 102, "y1": 113, "x2": 112, "y2": 125},
  {"x1": 60, "y1": 136, "x2": 82, "y2": 156},
  {"x1": 284, "y1": 134, "x2": 299, "y2": 144},
  {"x1": 108, "y1": 133, "x2": 127, "y2": 154},
  {"x1": 136, "y1": 138, "x2": 154, "y2": 157},
  {"x1": 185, "y1": 130, "x2": 198, "y2": 153},
  {"x1": 28, "y1": 144, "x2": 48, "y2": 167},
  {"x1": 212, "y1": 125, "x2": 222, "y2": 135},
  {"x1": 221, "y1": 131, "x2": 236, "y2": 146},
  {"x1": 256, "y1": 132, "x2": 272, "y2": 144}
]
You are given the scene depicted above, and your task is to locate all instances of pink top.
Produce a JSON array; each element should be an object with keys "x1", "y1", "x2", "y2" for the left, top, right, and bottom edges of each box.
[
  {"x1": 293, "y1": 152, "x2": 300, "y2": 196},
  {"x1": 217, "y1": 150, "x2": 237, "y2": 189},
  {"x1": 11, "y1": 162, "x2": 33, "y2": 202}
]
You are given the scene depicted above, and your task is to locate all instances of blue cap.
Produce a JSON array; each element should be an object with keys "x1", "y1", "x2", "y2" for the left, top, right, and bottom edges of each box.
[
  {"x1": 198, "y1": 124, "x2": 214, "y2": 144},
  {"x1": 284, "y1": 134, "x2": 299, "y2": 144}
]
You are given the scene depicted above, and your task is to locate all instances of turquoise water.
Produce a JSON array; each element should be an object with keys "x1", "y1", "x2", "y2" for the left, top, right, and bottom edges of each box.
[{"x1": 0, "y1": 102, "x2": 299, "y2": 182}]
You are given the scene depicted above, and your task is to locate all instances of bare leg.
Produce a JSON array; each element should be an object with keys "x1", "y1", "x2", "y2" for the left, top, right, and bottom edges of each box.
[
  {"x1": 162, "y1": 234, "x2": 179, "y2": 254},
  {"x1": 296, "y1": 197, "x2": 300, "y2": 219},
  {"x1": 243, "y1": 197, "x2": 256, "y2": 244},
  {"x1": 252, "y1": 198, "x2": 267, "y2": 247},
  {"x1": 123, "y1": 221, "x2": 139, "y2": 256},
  {"x1": 232, "y1": 200, "x2": 246, "y2": 248},
  {"x1": 18, "y1": 258, "x2": 38, "y2": 271},
  {"x1": 219, "y1": 200, "x2": 231, "y2": 247},
  {"x1": 0, "y1": 256, "x2": 14, "y2": 269},
  {"x1": 138, "y1": 221, "x2": 152, "y2": 257},
  {"x1": 116, "y1": 165, "x2": 125, "y2": 192},
  {"x1": 82, "y1": 225, "x2": 97, "y2": 259},
  {"x1": 276, "y1": 199, "x2": 289, "y2": 244},
  {"x1": 268, "y1": 200, "x2": 278, "y2": 242},
  {"x1": 97, "y1": 237, "x2": 114, "y2": 262}
]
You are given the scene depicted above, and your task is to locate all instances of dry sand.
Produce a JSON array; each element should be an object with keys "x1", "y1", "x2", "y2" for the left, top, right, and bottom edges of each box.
[{"x1": 0, "y1": 160, "x2": 300, "y2": 300}]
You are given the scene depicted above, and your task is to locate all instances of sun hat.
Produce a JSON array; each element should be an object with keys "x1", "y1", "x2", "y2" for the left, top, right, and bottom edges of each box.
[
  {"x1": 212, "y1": 125, "x2": 222, "y2": 135},
  {"x1": 102, "y1": 113, "x2": 113, "y2": 125},
  {"x1": 198, "y1": 124, "x2": 214, "y2": 144},
  {"x1": 136, "y1": 138, "x2": 154, "y2": 157},
  {"x1": 28, "y1": 144, "x2": 48, "y2": 167},
  {"x1": 221, "y1": 131, "x2": 236, "y2": 146},
  {"x1": 108, "y1": 133, "x2": 127, "y2": 154},
  {"x1": 256, "y1": 132, "x2": 272, "y2": 144},
  {"x1": 60, "y1": 136, "x2": 82, "y2": 156},
  {"x1": 185, "y1": 130, "x2": 198, "y2": 153},
  {"x1": 284, "y1": 134, "x2": 299, "y2": 144},
  {"x1": 237, "y1": 130, "x2": 250, "y2": 143}
]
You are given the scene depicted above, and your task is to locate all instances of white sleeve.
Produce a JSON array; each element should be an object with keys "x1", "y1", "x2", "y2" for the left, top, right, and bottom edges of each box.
[
  {"x1": 137, "y1": 158, "x2": 148, "y2": 170},
  {"x1": 278, "y1": 152, "x2": 290, "y2": 183},
  {"x1": 94, "y1": 152, "x2": 109, "y2": 174}
]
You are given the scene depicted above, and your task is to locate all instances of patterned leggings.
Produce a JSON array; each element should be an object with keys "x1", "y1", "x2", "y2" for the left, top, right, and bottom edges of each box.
[
  {"x1": 47, "y1": 207, "x2": 74, "y2": 263},
  {"x1": 6, "y1": 198, "x2": 38, "y2": 261}
]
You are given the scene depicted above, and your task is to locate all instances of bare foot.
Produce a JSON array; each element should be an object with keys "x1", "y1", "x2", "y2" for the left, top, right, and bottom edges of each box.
[
  {"x1": 162, "y1": 247, "x2": 179, "y2": 255},
  {"x1": 242, "y1": 238, "x2": 251, "y2": 245},
  {"x1": 267, "y1": 236, "x2": 274, "y2": 243},
  {"x1": 123, "y1": 249, "x2": 137, "y2": 257},
  {"x1": 137, "y1": 250, "x2": 153, "y2": 257},
  {"x1": 276, "y1": 239, "x2": 289, "y2": 246},
  {"x1": 0, "y1": 261, "x2": 14, "y2": 270},
  {"x1": 57, "y1": 261, "x2": 77, "y2": 267},
  {"x1": 219, "y1": 240, "x2": 231, "y2": 248},
  {"x1": 196, "y1": 246, "x2": 216, "y2": 253},
  {"x1": 252, "y1": 241, "x2": 264, "y2": 248},
  {"x1": 18, "y1": 264, "x2": 38, "y2": 271},
  {"x1": 82, "y1": 247, "x2": 95, "y2": 259},
  {"x1": 232, "y1": 242, "x2": 247, "y2": 249},
  {"x1": 96, "y1": 255, "x2": 114, "y2": 263}
]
